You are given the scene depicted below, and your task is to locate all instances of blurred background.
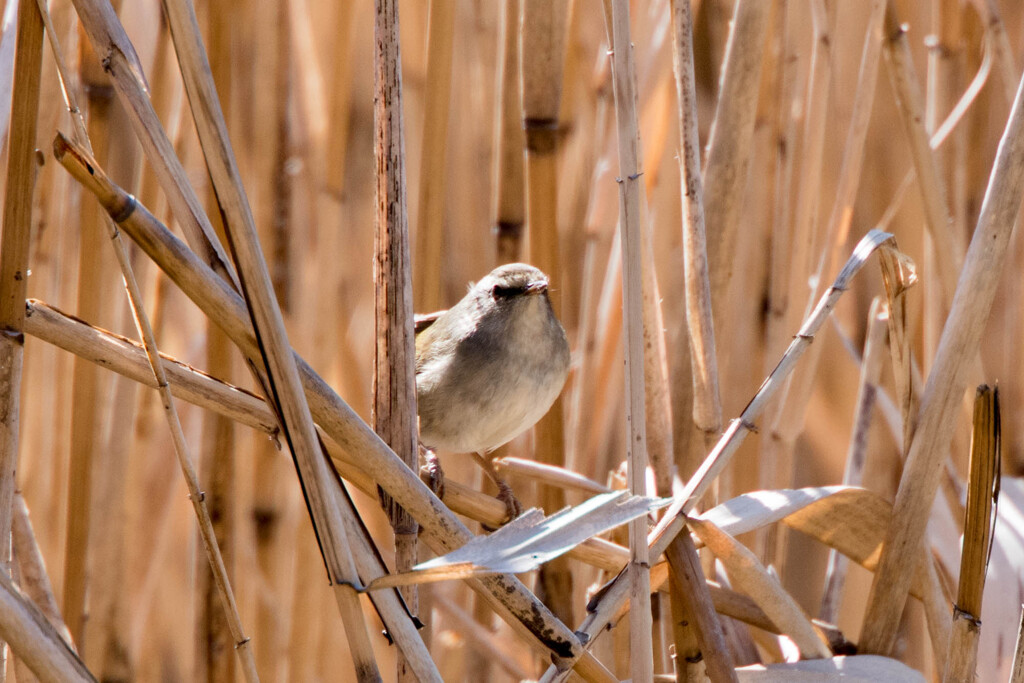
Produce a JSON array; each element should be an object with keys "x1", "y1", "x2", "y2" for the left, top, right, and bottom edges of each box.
[{"x1": 7, "y1": 0, "x2": 1024, "y2": 680}]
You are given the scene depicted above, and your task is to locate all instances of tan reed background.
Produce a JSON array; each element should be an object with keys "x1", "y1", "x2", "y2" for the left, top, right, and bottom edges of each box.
[{"x1": 3, "y1": 0, "x2": 1024, "y2": 681}]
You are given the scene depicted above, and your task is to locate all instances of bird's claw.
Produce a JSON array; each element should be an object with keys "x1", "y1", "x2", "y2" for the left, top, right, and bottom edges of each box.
[
  {"x1": 496, "y1": 481, "x2": 522, "y2": 524},
  {"x1": 419, "y1": 447, "x2": 445, "y2": 500}
]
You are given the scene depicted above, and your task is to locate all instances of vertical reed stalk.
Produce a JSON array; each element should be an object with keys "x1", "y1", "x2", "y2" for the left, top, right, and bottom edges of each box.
[
  {"x1": 818, "y1": 298, "x2": 887, "y2": 623},
  {"x1": 159, "y1": 0, "x2": 383, "y2": 676},
  {"x1": 942, "y1": 386, "x2": 999, "y2": 682},
  {"x1": 371, "y1": 0, "x2": 420, "y2": 680},
  {"x1": 63, "y1": 24, "x2": 121, "y2": 652},
  {"x1": 702, "y1": 0, "x2": 771, "y2": 327},
  {"x1": 414, "y1": 0, "x2": 454, "y2": 312},
  {"x1": 493, "y1": 0, "x2": 525, "y2": 263},
  {"x1": 606, "y1": 0, "x2": 653, "y2": 679},
  {"x1": 0, "y1": 1, "x2": 44, "y2": 678},
  {"x1": 669, "y1": 0, "x2": 721, "y2": 458},
  {"x1": 521, "y1": 0, "x2": 574, "y2": 625}
]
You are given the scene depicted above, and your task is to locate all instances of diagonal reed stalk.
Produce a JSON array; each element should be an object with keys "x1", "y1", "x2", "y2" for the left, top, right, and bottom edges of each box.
[
  {"x1": 860, "y1": 67, "x2": 1024, "y2": 657},
  {"x1": 36, "y1": 4, "x2": 260, "y2": 677},
  {"x1": 159, "y1": 0, "x2": 385, "y2": 677},
  {"x1": 539, "y1": 229, "x2": 910, "y2": 680},
  {"x1": 51, "y1": 133, "x2": 614, "y2": 683}
]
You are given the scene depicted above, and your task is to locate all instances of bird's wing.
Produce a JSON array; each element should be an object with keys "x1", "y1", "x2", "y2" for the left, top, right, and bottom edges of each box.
[{"x1": 414, "y1": 310, "x2": 446, "y2": 335}]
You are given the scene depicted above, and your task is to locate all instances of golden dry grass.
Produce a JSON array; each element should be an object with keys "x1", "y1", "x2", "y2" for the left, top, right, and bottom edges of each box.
[{"x1": 2, "y1": 0, "x2": 1024, "y2": 681}]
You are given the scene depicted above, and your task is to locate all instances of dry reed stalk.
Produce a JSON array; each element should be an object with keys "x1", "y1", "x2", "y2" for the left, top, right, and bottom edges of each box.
[
  {"x1": 818, "y1": 298, "x2": 887, "y2": 624},
  {"x1": 0, "y1": 0, "x2": 20, "y2": 143},
  {"x1": 859, "y1": 69, "x2": 1024, "y2": 656},
  {"x1": 687, "y1": 518, "x2": 831, "y2": 660},
  {"x1": 432, "y1": 597, "x2": 531, "y2": 681},
  {"x1": 665, "y1": 3, "x2": 732, "y2": 673},
  {"x1": 44, "y1": 68, "x2": 262, "y2": 683},
  {"x1": 196, "y1": 327, "x2": 238, "y2": 683},
  {"x1": 370, "y1": 2, "x2": 421, "y2": 680},
  {"x1": 0, "y1": 1, "x2": 43, "y2": 679},
  {"x1": 757, "y1": 0, "x2": 834, "y2": 570},
  {"x1": 882, "y1": 3, "x2": 961, "y2": 305},
  {"x1": 160, "y1": 0, "x2": 384, "y2": 677},
  {"x1": 494, "y1": 457, "x2": 611, "y2": 494},
  {"x1": 413, "y1": 0, "x2": 454, "y2": 312},
  {"x1": 493, "y1": 0, "x2": 525, "y2": 262},
  {"x1": 702, "y1": 0, "x2": 771, "y2": 327},
  {"x1": 197, "y1": 12, "x2": 240, "y2": 679},
  {"x1": 12, "y1": 495, "x2": 72, "y2": 650},
  {"x1": 1012, "y1": 606, "x2": 1024, "y2": 683},
  {"x1": 23, "y1": 301, "x2": 275, "y2": 435},
  {"x1": 978, "y1": 0, "x2": 1019, "y2": 106},
  {"x1": 0, "y1": 569, "x2": 94, "y2": 683},
  {"x1": 69, "y1": 0, "x2": 237, "y2": 285},
  {"x1": 51, "y1": 138, "x2": 611, "y2": 683},
  {"x1": 606, "y1": 0, "x2": 653, "y2": 679},
  {"x1": 762, "y1": 1, "x2": 887, "y2": 512},
  {"x1": 942, "y1": 385, "x2": 999, "y2": 682},
  {"x1": 21, "y1": 298, "x2": 635, "y2": 579},
  {"x1": 543, "y1": 231, "x2": 908, "y2": 679},
  {"x1": 521, "y1": 0, "x2": 575, "y2": 627},
  {"x1": 63, "y1": 21, "x2": 121, "y2": 651},
  {"x1": 665, "y1": 530, "x2": 736, "y2": 682},
  {"x1": 669, "y1": 0, "x2": 720, "y2": 455}
]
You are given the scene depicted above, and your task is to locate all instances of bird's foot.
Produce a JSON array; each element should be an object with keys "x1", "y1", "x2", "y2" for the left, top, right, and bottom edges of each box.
[
  {"x1": 419, "y1": 446, "x2": 445, "y2": 500},
  {"x1": 496, "y1": 481, "x2": 522, "y2": 522}
]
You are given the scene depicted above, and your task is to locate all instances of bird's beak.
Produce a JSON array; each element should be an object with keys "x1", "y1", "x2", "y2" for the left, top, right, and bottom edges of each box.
[{"x1": 524, "y1": 280, "x2": 548, "y2": 295}]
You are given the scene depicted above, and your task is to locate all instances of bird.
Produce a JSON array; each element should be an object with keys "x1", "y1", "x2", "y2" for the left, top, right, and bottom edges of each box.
[{"x1": 415, "y1": 263, "x2": 571, "y2": 523}]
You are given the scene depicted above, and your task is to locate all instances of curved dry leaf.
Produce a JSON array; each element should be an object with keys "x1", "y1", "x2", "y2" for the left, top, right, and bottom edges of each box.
[
  {"x1": 780, "y1": 487, "x2": 930, "y2": 599},
  {"x1": 697, "y1": 486, "x2": 854, "y2": 542},
  {"x1": 688, "y1": 517, "x2": 832, "y2": 659}
]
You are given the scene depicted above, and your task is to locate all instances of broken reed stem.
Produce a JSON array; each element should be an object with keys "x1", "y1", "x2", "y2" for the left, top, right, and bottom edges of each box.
[
  {"x1": 39, "y1": 12, "x2": 260, "y2": 677},
  {"x1": 942, "y1": 385, "x2": 999, "y2": 683},
  {"x1": 860, "y1": 67, "x2": 1024, "y2": 657},
  {"x1": 0, "y1": 2, "x2": 43, "y2": 678},
  {"x1": 543, "y1": 231, "x2": 905, "y2": 675},
  {"x1": 818, "y1": 298, "x2": 888, "y2": 624},
  {"x1": 371, "y1": 2, "x2": 421, "y2": 680},
  {"x1": 50, "y1": 136, "x2": 609, "y2": 683},
  {"x1": 669, "y1": 0, "x2": 721, "y2": 450},
  {"x1": 607, "y1": 0, "x2": 653, "y2": 679},
  {"x1": 0, "y1": 570, "x2": 94, "y2": 683}
]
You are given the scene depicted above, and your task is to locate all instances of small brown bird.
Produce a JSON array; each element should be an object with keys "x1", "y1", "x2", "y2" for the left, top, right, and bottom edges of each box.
[{"x1": 415, "y1": 263, "x2": 570, "y2": 522}]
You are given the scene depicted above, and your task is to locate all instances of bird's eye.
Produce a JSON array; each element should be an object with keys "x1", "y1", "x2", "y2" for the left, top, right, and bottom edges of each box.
[{"x1": 492, "y1": 284, "x2": 523, "y2": 299}]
